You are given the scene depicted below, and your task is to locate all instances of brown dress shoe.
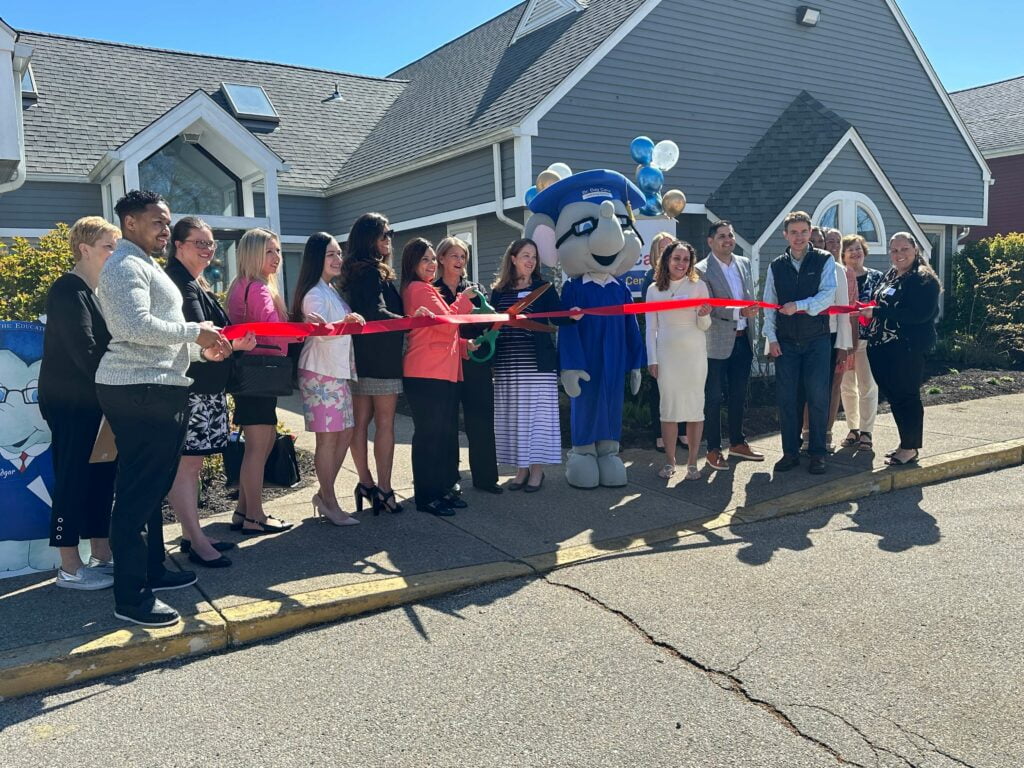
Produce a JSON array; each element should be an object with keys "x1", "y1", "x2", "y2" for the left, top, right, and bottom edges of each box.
[
  {"x1": 705, "y1": 449, "x2": 731, "y2": 471},
  {"x1": 729, "y1": 443, "x2": 765, "y2": 461}
]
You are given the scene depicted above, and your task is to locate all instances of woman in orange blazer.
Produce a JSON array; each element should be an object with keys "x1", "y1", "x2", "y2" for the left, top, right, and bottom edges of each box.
[{"x1": 400, "y1": 238, "x2": 478, "y2": 515}]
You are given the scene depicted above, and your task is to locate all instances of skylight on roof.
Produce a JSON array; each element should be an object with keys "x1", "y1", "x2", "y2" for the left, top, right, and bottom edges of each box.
[
  {"x1": 21, "y1": 65, "x2": 37, "y2": 98},
  {"x1": 220, "y1": 83, "x2": 279, "y2": 122}
]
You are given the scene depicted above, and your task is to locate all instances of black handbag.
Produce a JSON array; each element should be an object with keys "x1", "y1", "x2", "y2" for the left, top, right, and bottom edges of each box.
[
  {"x1": 223, "y1": 432, "x2": 301, "y2": 489},
  {"x1": 226, "y1": 282, "x2": 295, "y2": 397}
]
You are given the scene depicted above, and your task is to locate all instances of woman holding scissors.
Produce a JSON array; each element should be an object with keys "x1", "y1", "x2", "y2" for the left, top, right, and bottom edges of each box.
[{"x1": 489, "y1": 238, "x2": 575, "y2": 493}]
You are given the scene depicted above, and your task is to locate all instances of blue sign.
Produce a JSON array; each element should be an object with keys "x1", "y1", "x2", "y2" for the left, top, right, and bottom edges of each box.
[{"x1": 0, "y1": 321, "x2": 59, "y2": 576}]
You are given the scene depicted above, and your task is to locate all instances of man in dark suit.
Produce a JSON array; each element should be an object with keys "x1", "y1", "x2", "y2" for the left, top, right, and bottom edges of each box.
[{"x1": 696, "y1": 221, "x2": 763, "y2": 470}]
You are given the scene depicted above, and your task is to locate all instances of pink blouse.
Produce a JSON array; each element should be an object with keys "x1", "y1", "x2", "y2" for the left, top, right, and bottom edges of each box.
[{"x1": 227, "y1": 277, "x2": 289, "y2": 356}]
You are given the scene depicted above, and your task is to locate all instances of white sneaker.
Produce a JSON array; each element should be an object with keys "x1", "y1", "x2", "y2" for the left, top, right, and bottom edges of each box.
[
  {"x1": 55, "y1": 566, "x2": 114, "y2": 591},
  {"x1": 87, "y1": 555, "x2": 114, "y2": 574}
]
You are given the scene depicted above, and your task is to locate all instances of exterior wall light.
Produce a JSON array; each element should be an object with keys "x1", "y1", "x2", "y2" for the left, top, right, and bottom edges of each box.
[{"x1": 797, "y1": 6, "x2": 821, "y2": 26}]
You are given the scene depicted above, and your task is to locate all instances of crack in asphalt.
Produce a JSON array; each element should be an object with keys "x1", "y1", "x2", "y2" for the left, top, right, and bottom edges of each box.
[
  {"x1": 546, "y1": 577, "x2": 868, "y2": 767},
  {"x1": 882, "y1": 716, "x2": 979, "y2": 768},
  {"x1": 788, "y1": 703, "x2": 915, "y2": 768}
]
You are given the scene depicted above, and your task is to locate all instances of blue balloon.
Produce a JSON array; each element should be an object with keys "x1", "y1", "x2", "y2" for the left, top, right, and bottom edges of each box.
[
  {"x1": 525, "y1": 185, "x2": 538, "y2": 205},
  {"x1": 630, "y1": 136, "x2": 655, "y2": 165},
  {"x1": 639, "y1": 193, "x2": 662, "y2": 217},
  {"x1": 637, "y1": 165, "x2": 664, "y2": 195}
]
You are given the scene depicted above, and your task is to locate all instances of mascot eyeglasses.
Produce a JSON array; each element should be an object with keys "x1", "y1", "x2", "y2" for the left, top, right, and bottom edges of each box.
[
  {"x1": 0, "y1": 386, "x2": 40, "y2": 405},
  {"x1": 555, "y1": 214, "x2": 644, "y2": 248}
]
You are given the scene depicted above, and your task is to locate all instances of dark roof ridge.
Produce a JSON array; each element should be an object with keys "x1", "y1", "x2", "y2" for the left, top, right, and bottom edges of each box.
[
  {"x1": 386, "y1": 0, "x2": 527, "y2": 77},
  {"x1": 16, "y1": 28, "x2": 410, "y2": 84},
  {"x1": 950, "y1": 73, "x2": 1024, "y2": 94}
]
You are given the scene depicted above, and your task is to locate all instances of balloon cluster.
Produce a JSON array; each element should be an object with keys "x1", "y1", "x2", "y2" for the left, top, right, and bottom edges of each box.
[
  {"x1": 524, "y1": 162, "x2": 573, "y2": 205},
  {"x1": 630, "y1": 136, "x2": 686, "y2": 218}
]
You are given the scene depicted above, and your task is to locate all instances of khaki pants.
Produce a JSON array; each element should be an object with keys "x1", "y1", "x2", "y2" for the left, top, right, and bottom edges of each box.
[{"x1": 840, "y1": 344, "x2": 878, "y2": 434}]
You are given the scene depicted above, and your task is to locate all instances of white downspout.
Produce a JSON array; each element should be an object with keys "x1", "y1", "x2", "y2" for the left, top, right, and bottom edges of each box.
[{"x1": 492, "y1": 143, "x2": 522, "y2": 233}]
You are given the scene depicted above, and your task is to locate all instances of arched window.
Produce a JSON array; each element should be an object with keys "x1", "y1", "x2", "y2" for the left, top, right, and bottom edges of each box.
[{"x1": 812, "y1": 191, "x2": 886, "y2": 248}]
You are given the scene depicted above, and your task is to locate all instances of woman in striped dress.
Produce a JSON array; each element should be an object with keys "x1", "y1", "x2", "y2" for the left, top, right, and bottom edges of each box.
[{"x1": 490, "y1": 238, "x2": 568, "y2": 492}]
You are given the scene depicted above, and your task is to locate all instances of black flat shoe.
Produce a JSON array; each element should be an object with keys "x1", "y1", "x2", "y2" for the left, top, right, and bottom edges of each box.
[
  {"x1": 524, "y1": 472, "x2": 545, "y2": 493},
  {"x1": 417, "y1": 499, "x2": 456, "y2": 516},
  {"x1": 229, "y1": 512, "x2": 245, "y2": 531},
  {"x1": 180, "y1": 539, "x2": 236, "y2": 554},
  {"x1": 474, "y1": 484, "x2": 504, "y2": 495},
  {"x1": 442, "y1": 491, "x2": 468, "y2": 509},
  {"x1": 808, "y1": 457, "x2": 827, "y2": 475},
  {"x1": 187, "y1": 550, "x2": 232, "y2": 568},
  {"x1": 241, "y1": 516, "x2": 293, "y2": 535},
  {"x1": 774, "y1": 455, "x2": 800, "y2": 473}
]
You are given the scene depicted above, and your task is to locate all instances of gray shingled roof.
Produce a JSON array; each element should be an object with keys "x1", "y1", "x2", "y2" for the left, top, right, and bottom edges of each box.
[
  {"x1": 705, "y1": 91, "x2": 851, "y2": 241},
  {"x1": 18, "y1": 32, "x2": 406, "y2": 191},
  {"x1": 951, "y1": 75, "x2": 1024, "y2": 154},
  {"x1": 331, "y1": 0, "x2": 647, "y2": 187}
]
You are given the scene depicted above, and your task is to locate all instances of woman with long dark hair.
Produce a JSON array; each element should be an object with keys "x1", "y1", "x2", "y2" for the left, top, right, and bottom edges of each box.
[
  {"x1": 338, "y1": 213, "x2": 405, "y2": 515},
  {"x1": 289, "y1": 232, "x2": 365, "y2": 525},
  {"x1": 165, "y1": 216, "x2": 256, "y2": 566},
  {"x1": 400, "y1": 238, "x2": 478, "y2": 515}
]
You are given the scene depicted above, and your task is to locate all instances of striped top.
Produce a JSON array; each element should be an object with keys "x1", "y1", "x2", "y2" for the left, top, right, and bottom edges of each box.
[{"x1": 492, "y1": 288, "x2": 542, "y2": 374}]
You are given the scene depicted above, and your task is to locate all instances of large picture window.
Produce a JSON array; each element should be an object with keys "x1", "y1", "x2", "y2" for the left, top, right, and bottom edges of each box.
[{"x1": 139, "y1": 137, "x2": 241, "y2": 217}]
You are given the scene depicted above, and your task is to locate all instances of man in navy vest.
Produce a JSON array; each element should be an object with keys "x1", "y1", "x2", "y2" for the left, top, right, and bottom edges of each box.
[{"x1": 763, "y1": 211, "x2": 837, "y2": 475}]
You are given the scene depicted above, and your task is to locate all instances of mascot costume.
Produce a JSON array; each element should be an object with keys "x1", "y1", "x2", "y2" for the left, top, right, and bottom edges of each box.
[{"x1": 525, "y1": 169, "x2": 646, "y2": 488}]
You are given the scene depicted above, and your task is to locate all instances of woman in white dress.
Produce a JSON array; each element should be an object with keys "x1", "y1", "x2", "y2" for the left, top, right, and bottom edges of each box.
[{"x1": 645, "y1": 240, "x2": 712, "y2": 480}]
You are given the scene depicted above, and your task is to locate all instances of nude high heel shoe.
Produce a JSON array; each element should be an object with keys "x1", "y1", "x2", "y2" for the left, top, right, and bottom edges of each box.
[{"x1": 312, "y1": 493, "x2": 360, "y2": 527}]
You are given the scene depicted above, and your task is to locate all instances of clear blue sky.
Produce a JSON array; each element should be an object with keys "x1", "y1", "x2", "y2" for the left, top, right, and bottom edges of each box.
[{"x1": 6, "y1": 0, "x2": 1021, "y2": 91}]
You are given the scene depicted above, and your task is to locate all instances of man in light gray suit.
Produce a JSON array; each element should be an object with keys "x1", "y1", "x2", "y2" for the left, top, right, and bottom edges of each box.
[{"x1": 696, "y1": 221, "x2": 763, "y2": 470}]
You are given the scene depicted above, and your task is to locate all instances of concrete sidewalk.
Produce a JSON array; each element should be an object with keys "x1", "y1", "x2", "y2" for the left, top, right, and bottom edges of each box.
[{"x1": 3, "y1": 393, "x2": 1024, "y2": 699}]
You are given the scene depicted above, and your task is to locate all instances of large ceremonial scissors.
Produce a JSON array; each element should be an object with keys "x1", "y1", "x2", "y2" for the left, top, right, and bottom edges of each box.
[{"x1": 469, "y1": 283, "x2": 557, "y2": 363}]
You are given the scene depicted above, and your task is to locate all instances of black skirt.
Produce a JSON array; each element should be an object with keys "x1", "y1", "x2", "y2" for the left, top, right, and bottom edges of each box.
[{"x1": 233, "y1": 395, "x2": 278, "y2": 426}]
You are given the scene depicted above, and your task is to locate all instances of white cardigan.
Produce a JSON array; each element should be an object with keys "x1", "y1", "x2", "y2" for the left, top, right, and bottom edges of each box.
[{"x1": 298, "y1": 280, "x2": 356, "y2": 380}]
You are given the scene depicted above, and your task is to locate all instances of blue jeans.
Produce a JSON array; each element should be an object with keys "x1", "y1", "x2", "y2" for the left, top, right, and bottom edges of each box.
[{"x1": 774, "y1": 335, "x2": 831, "y2": 458}]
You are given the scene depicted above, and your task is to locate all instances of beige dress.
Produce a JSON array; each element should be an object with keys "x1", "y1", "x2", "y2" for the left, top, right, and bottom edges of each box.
[{"x1": 645, "y1": 278, "x2": 712, "y2": 422}]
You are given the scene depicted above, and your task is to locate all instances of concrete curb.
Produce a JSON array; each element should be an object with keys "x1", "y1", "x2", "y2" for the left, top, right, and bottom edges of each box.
[
  {"x1": 0, "y1": 610, "x2": 227, "y2": 701},
  {"x1": 4, "y1": 438, "x2": 1022, "y2": 700}
]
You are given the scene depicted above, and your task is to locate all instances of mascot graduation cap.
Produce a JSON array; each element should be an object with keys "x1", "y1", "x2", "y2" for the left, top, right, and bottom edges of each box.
[{"x1": 525, "y1": 169, "x2": 646, "y2": 489}]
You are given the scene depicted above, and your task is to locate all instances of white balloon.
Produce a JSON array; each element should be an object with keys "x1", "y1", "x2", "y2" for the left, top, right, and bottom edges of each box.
[
  {"x1": 651, "y1": 140, "x2": 679, "y2": 172},
  {"x1": 547, "y1": 162, "x2": 573, "y2": 180}
]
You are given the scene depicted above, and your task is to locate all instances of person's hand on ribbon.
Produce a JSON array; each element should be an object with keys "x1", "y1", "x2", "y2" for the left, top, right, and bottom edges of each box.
[
  {"x1": 197, "y1": 321, "x2": 231, "y2": 361},
  {"x1": 740, "y1": 305, "x2": 759, "y2": 319},
  {"x1": 343, "y1": 313, "x2": 366, "y2": 326},
  {"x1": 569, "y1": 306, "x2": 584, "y2": 321},
  {"x1": 231, "y1": 331, "x2": 257, "y2": 352},
  {"x1": 697, "y1": 303, "x2": 712, "y2": 317},
  {"x1": 779, "y1": 302, "x2": 799, "y2": 316}
]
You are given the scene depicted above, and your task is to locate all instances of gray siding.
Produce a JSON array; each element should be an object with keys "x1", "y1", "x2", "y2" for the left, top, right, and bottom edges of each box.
[
  {"x1": 0, "y1": 181, "x2": 102, "y2": 229},
  {"x1": 253, "y1": 192, "x2": 265, "y2": 218},
  {"x1": 760, "y1": 143, "x2": 915, "y2": 275},
  {"x1": 499, "y1": 140, "x2": 515, "y2": 200},
  {"x1": 477, "y1": 212, "x2": 524, "y2": 285},
  {"x1": 280, "y1": 195, "x2": 328, "y2": 237},
  {"x1": 327, "y1": 147, "x2": 497, "y2": 235},
  {"x1": 534, "y1": 0, "x2": 984, "y2": 221}
]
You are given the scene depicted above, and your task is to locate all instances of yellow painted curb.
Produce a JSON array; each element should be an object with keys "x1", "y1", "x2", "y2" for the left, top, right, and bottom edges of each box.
[
  {"x1": 889, "y1": 438, "x2": 1024, "y2": 490},
  {"x1": 0, "y1": 610, "x2": 227, "y2": 701},
  {"x1": 220, "y1": 561, "x2": 535, "y2": 647}
]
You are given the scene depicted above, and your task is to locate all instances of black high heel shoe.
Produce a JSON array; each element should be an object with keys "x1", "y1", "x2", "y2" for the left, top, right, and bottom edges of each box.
[
  {"x1": 377, "y1": 488, "x2": 404, "y2": 514},
  {"x1": 180, "y1": 539, "x2": 236, "y2": 554},
  {"x1": 354, "y1": 483, "x2": 380, "y2": 515}
]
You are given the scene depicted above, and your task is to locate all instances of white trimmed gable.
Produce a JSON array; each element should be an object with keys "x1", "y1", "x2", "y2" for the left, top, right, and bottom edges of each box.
[{"x1": 510, "y1": 0, "x2": 587, "y2": 45}]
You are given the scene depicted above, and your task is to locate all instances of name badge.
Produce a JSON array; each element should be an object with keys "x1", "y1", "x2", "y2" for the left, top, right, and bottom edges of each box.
[
  {"x1": 517, "y1": 291, "x2": 531, "y2": 299},
  {"x1": 883, "y1": 287, "x2": 896, "y2": 296}
]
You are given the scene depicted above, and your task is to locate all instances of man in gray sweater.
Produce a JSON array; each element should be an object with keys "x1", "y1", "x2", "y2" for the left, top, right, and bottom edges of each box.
[{"x1": 96, "y1": 190, "x2": 229, "y2": 627}]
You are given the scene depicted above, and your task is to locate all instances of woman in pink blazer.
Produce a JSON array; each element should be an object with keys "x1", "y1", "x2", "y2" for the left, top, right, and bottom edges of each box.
[{"x1": 400, "y1": 238, "x2": 478, "y2": 515}]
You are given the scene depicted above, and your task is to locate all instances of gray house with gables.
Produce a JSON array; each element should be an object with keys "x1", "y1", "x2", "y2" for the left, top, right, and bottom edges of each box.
[{"x1": 1, "y1": 0, "x2": 990, "y2": 300}]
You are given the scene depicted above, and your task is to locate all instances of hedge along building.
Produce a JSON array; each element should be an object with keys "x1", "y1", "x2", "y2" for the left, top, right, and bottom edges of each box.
[{"x1": 0, "y1": 0, "x2": 990, "y2": 303}]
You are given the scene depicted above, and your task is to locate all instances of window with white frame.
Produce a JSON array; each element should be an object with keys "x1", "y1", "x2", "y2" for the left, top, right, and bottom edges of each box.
[
  {"x1": 812, "y1": 191, "x2": 886, "y2": 248},
  {"x1": 446, "y1": 220, "x2": 478, "y2": 281}
]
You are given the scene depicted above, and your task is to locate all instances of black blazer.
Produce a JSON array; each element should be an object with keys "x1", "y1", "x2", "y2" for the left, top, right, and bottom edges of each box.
[
  {"x1": 38, "y1": 273, "x2": 111, "y2": 415},
  {"x1": 341, "y1": 262, "x2": 405, "y2": 380},
  {"x1": 867, "y1": 264, "x2": 940, "y2": 352},
  {"x1": 165, "y1": 256, "x2": 232, "y2": 394},
  {"x1": 489, "y1": 279, "x2": 567, "y2": 373}
]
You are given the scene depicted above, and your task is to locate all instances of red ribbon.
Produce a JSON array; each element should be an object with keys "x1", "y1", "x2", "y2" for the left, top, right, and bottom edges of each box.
[{"x1": 222, "y1": 298, "x2": 876, "y2": 341}]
